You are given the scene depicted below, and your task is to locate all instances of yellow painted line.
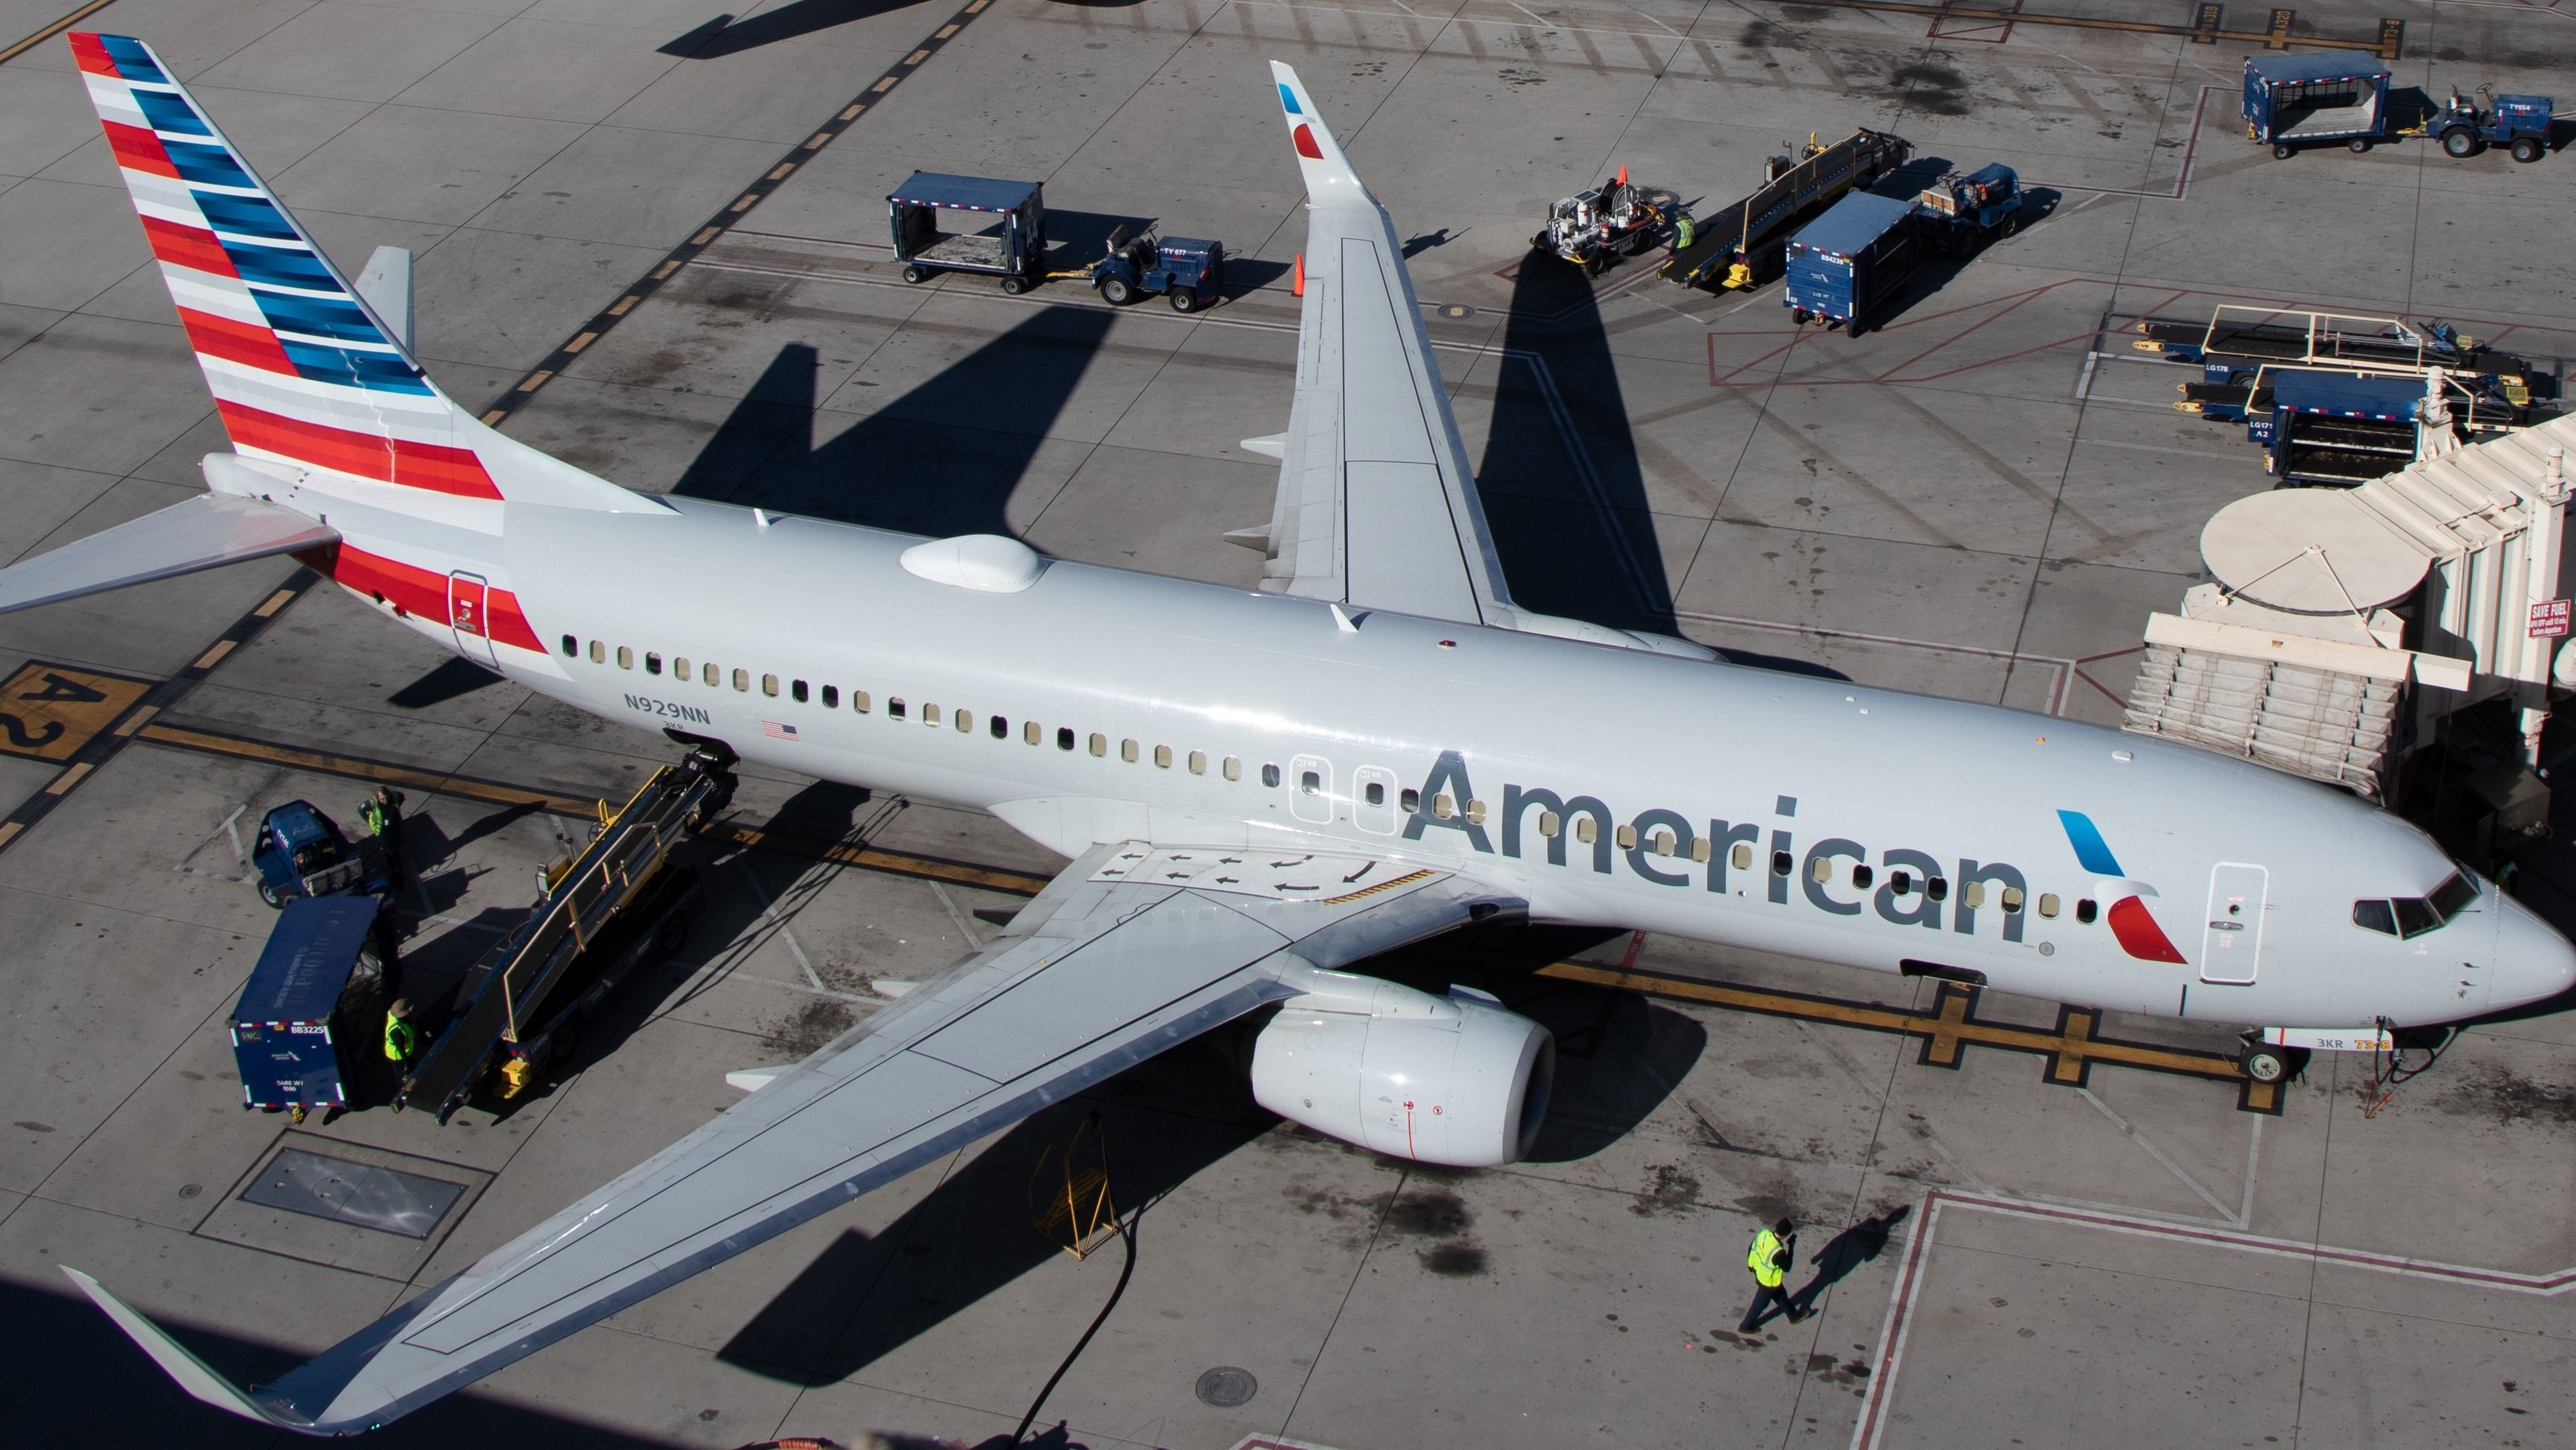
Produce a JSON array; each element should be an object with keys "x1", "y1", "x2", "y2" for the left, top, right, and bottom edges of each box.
[
  {"x1": 482, "y1": 408, "x2": 508, "y2": 425},
  {"x1": 840, "y1": 104, "x2": 865, "y2": 121},
  {"x1": 44, "y1": 762, "x2": 91, "y2": 795},
  {"x1": 0, "y1": 822, "x2": 21, "y2": 848},
  {"x1": 767, "y1": 163, "x2": 795, "y2": 181},
  {"x1": 653, "y1": 259, "x2": 682, "y2": 281},
  {"x1": 904, "y1": 49, "x2": 930, "y2": 65},
  {"x1": 113, "y1": 705, "x2": 159, "y2": 738},
  {"x1": 805, "y1": 132, "x2": 833, "y2": 150},
  {"x1": 191, "y1": 640, "x2": 236, "y2": 671},
  {"x1": 690, "y1": 227, "x2": 721, "y2": 247},
  {"x1": 564, "y1": 331, "x2": 599, "y2": 355},
  {"x1": 516, "y1": 370, "x2": 553, "y2": 392},
  {"x1": 608, "y1": 294, "x2": 642, "y2": 317},
  {"x1": 729, "y1": 193, "x2": 759, "y2": 213},
  {"x1": 873, "y1": 76, "x2": 899, "y2": 93},
  {"x1": 254, "y1": 588, "x2": 298, "y2": 619},
  {"x1": 936, "y1": 23, "x2": 959, "y2": 38},
  {"x1": 0, "y1": 0, "x2": 117, "y2": 65}
]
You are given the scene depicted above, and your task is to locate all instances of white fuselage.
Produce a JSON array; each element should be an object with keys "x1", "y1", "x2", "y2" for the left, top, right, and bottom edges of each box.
[{"x1": 322, "y1": 492, "x2": 2576, "y2": 1031}]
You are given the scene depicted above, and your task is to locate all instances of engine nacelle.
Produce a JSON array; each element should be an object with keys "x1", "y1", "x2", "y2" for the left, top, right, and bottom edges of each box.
[{"x1": 1249, "y1": 976, "x2": 1555, "y2": 1167}]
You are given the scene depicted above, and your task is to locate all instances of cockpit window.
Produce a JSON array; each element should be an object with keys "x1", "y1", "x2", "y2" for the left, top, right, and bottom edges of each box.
[{"x1": 2352, "y1": 871, "x2": 2480, "y2": 940}]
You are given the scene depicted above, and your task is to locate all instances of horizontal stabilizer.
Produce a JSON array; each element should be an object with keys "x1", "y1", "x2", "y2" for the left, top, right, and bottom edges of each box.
[
  {"x1": 59, "y1": 1267, "x2": 306, "y2": 1431},
  {"x1": 0, "y1": 490, "x2": 336, "y2": 617}
]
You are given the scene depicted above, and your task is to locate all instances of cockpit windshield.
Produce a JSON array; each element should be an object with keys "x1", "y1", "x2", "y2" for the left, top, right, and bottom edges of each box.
[{"x1": 2352, "y1": 871, "x2": 2479, "y2": 940}]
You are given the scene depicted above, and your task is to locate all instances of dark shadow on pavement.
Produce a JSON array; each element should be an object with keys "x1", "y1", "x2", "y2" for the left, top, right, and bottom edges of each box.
[
  {"x1": 1791, "y1": 1203, "x2": 1912, "y2": 1313},
  {"x1": 386, "y1": 656, "x2": 503, "y2": 710},
  {"x1": 661, "y1": 0, "x2": 927, "y2": 58},
  {"x1": 676, "y1": 305, "x2": 1112, "y2": 536},
  {"x1": 1475, "y1": 249, "x2": 1680, "y2": 635}
]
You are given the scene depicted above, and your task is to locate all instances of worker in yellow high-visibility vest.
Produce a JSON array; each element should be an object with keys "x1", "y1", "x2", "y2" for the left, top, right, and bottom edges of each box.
[{"x1": 1743, "y1": 1217, "x2": 1811, "y2": 1331}]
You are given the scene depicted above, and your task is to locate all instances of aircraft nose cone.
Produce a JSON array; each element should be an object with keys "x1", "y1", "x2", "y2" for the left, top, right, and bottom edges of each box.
[{"x1": 2496, "y1": 895, "x2": 2576, "y2": 1010}]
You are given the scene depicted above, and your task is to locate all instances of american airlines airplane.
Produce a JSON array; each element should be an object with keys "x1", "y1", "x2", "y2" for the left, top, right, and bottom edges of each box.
[{"x1": 30, "y1": 32, "x2": 2576, "y2": 1435}]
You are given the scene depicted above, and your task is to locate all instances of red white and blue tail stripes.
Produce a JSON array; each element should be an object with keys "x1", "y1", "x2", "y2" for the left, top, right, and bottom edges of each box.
[{"x1": 73, "y1": 32, "x2": 502, "y2": 501}]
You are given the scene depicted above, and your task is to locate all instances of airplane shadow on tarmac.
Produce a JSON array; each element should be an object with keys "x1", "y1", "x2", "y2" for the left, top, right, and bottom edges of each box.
[
  {"x1": 717, "y1": 920, "x2": 1697, "y2": 1387},
  {"x1": 660, "y1": 0, "x2": 933, "y2": 59},
  {"x1": 674, "y1": 305, "x2": 1113, "y2": 536}
]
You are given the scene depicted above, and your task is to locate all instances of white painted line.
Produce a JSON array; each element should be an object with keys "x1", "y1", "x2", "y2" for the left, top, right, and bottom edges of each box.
[
  {"x1": 2072, "y1": 349, "x2": 2100, "y2": 400},
  {"x1": 736, "y1": 858, "x2": 827, "y2": 992}
]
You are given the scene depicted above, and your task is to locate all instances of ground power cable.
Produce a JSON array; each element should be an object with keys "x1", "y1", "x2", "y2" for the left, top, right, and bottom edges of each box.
[{"x1": 1013, "y1": 1200, "x2": 1139, "y2": 1445}]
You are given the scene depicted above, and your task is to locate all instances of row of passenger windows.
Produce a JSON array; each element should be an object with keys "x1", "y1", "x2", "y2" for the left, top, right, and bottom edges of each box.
[{"x1": 564, "y1": 634, "x2": 2122, "y2": 924}]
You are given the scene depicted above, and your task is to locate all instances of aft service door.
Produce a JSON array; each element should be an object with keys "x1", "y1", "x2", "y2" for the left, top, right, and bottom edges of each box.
[
  {"x1": 1290, "y1": 754, "x2": 1334, "y2": 826},
  {"x1": 447, "y1": 572, "x2": 498, "y2": 666},
  {"x1": 2199, "y1": 863, "x2": 2268, "y2": 984}
]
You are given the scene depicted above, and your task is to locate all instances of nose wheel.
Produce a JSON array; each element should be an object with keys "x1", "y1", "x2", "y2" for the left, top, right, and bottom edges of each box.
[{"x1": 2237, "y1": 1041, "x2": 2306, "y2": 1084}]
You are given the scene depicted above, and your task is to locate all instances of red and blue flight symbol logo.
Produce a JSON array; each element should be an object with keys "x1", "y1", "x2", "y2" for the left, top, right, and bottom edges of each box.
[
  {"x1": 2056, "y1": 810, "x2": 2189, "y2": 964},
  {"x1": 1277, "y1": 81, "x2": 1325, "y2": 159}
]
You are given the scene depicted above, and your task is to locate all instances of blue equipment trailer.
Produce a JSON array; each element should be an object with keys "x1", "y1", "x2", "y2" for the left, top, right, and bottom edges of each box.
[
  {"x1": 1783, "y1": 192, "x2": 1921, "y2": 335},
  {"x1": 2253, "y1": 370, "x2": 2425, "y2": 486},
  {"x1": 230, "y1": 896, "x2": 385, "y2": 1122},
  {"x1": 2244, "y1": 52, "x2": 2393, "y2": 157},
  {"x1": 889, "y1": 173, "x2": 1047, "y2": 293},
  {"x1": 1914, "y1": 163, "x2": 2022, "y2": 255}
]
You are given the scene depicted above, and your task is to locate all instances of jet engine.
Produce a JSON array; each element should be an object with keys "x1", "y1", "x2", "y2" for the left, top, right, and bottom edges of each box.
[{"x1": 1249, "y1": 974, "x2": 1555, "y2": 1167}]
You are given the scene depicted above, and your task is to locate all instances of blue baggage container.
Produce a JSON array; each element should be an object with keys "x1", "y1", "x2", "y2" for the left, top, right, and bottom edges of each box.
[
  {"x1": 2243, "y1": 53, "x2": 2392, "y2": 155},
  {"x1": 230, "y1": 896, "x2": 380, "y2": 1115},
  {"x1": 1783, "y1": 192, "x2": 1920, "y2": 333}
]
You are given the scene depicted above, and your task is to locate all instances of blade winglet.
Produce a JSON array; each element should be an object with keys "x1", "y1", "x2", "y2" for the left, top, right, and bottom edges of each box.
[
  {"x1": 1269, "y1": 63, "x2": 1366, "y2": 206},
  {"x1": 57, "y1": 1267, "x2": 312, "y2": 1431}
]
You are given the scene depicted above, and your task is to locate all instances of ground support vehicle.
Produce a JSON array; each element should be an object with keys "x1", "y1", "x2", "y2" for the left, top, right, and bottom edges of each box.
[
  {"x1": 229, "y1": 896, "x2": 387, "y2": 1123},
  {"x1": 2134, "y1": 308, "x2": 2503, "y2": 373},
  {"x1": 1663, "y1": 129, "x2": 1911, "y2": 291},
  {"x1": 888, "y1": 173, "x2": 1047, "y2": 294},
  {"x1": 398, "y1": 749, "x2": 732, "y2": 1122},
  {"x1": 1532, "y1": 171, "x2": 1688, "y2": 275},
  {"x1": 1913, "y1": 163, "x2": 2022, "y2": 255},
  {"x1": 2429, "y1": 88, "x2": 2553, "y2": 163},
  {"x1": 1783, "y1": 192, "x2": 1921, "y2": 335},
  {"x1": 1091, "y1": 226, "x2": 1225, "y2": 311},
  {"x1": 2248, "y1": 370, "x2": 2425, "y2": 485},
  {"x1": 251, "y1": 800, "x2": 389, "y2": 908},
  {"x1": 2244, "y1": 51, "x2": 2393, "y2": 157}
]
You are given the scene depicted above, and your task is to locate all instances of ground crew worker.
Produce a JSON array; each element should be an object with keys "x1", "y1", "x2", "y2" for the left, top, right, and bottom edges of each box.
[
  {"x1": 384, "y1": 998, "x2": 419, "y2": 1069},
  {"x1": 1743, "y1": 1217, "x2": 1811, "y2": 1330},
  {"x1": 360, "y1": 787, "x2": 406, "y2": 881}
]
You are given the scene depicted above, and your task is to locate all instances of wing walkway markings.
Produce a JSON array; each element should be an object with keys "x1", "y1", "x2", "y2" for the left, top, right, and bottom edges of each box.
[{"x1": 127, "y1": 716, "x2": 2276, "y2": 1110}]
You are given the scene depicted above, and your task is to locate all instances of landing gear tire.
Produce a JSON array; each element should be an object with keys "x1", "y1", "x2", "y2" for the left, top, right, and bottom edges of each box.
[
  {"x1": 900, "y1": 265, "x2": 927, "y2": 284},
  {"x1": 2348, "y1": 137, "x2": 2371, "y2": 153},
  {"x1": 1099, "y1": 275, "x2": 1134, "y2": 305},
  {"x1": 2511, "y1": 135, "x2": 2545, "y2": 163},
  {"x1": 2441, "y1": 127, "x2": 2481, "y2": 158},
  {"x1": 1000, "y1": 274, "x2": 1029, "y2": 295},
  {"x1": 2238, "y1": 1042, "x2": 2306, "y2": 1084},
  {"x1": 2273, "y1": 143, "x2": 2294, "y2": 159}
]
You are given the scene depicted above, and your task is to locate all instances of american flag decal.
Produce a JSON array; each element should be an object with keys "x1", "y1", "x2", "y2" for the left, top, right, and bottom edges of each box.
[{"x1": 761, "y1": 720, "x2": 798, "y2": 741}]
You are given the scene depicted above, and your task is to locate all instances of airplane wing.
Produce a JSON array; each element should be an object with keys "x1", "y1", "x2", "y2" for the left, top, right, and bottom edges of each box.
[
  {"x1": 1251, "y1": 64, "x2": 1511, "y2": 626},
  {"x1": 66, "y1": 842, "x2": 1512, "y2": 1435},
  {"x1": 1252, "y1": 66, "x2": 1714, "y2": 661}
]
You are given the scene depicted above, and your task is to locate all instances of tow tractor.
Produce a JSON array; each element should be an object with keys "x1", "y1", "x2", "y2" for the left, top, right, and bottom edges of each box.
[
  {"x1": 251, "y1": 800, "x2": 390, "y2": 908},
  {"x1": 396, "y1": 748, "x2": 730, "y2": 1121},
  {"x1": 2430, "y1": 87, "x2": 2553, "y2": 163},
  {"x1": 1090, "y1": 225, "x2": 1225, "y2": 311},
  {"x1": 1532, "y1": 168, "x2": 1689, "y2": 275},
  {"x1": 1912, "y1": 163, "x2": 2022, "y2": 255}
]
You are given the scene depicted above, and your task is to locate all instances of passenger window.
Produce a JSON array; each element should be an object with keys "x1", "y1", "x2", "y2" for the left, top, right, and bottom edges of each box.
[
  {"x1": 589, "y1": 640, "x2": 605, "y2": 664},
  {"x1": 2074, "y1": 898, "x2": 2097, "y2": 924},
  {"x1": 1434, "y1": 794, "x2": 1454, "y2": 819},
  {"x1": 1890, "y1": 870, "x2": 1911, "y2": 894},
  {"x1": 1025, "y1": 720, "x2": 1041, "y2": 744},
  {"x1": 955, "y1": 709, "x2": 971, "y2": 733},
  {"x1": 1262, "y1": 762, "x2": 1280, "y2": 786},
  {"x1": 1539, "y1": 810, "x2": 1561, "y2": 838},
  {"x1": 991, "y1": 715, "x2": 1008, "y2": 740},
  {"x1": 2037, "y1": 892, "x2": 2059, "y2": 918},
  {"x1": 924, "y1": 704, "x2": 941, "y2": 726},
  {"x1": 2001, "y1": 887, "x2": 2024, "y2": 913},
  {"x1": 1302, "y1": 769, "x2": 1322, "y2": 795},
  {"x1": 1223, "y1": 756, "x2": 1240, "y2": 780},
  {"x1": 1962, "y1": 882, "x2": 1985, "y2": 909},
  {"x1": 1365, "y1": 781, "x2": 1386, "y2": 806},
  {"x1": 703, "y1": 662, "x2": 718, "y2": 686},
  {"x1": 1691, "y1": 838, "x2": 1711, "y2": 863},
  {"x1": 1154, "y1": 744, "x2": 1172, "y2": 768},
  {"x1": 855, "y1": 690, "x2": 871, "y2": 713},
  {"x1": 2393, "y1": 898, "x2": 2439, "y2": 938},
  {"x1": 618, "y1": 646, "x2": 634, "y2": 669},
  {"x1": 1731, "y1": 842, "x2": 1755, "y2": 871},
  {"x1": 821, "y1": 684, "x2": 837, "y2": 708},
  {"x1": 1122, "y1": 738, "x2": 1140, "y2": 763},
  {"x1": 1401, "y1": 788, "x2": 1421, "y2": 813},
  {"x1": 2352, "y1": 900, "x2": 2397, "y2": 936},
  {"x1": 1575, "y1": 817, "x2": 1597, "y2": 844},
  {"x1": 1059, "y1": 727, "x2": 1075, "y2": 750},
  {"x1": 1650, "y1": 830, "x2": 1675, "y2": 857},
  {"x1": 1188, "y1": 750, "x2": 1206, "y2": 774},
  {"x1": 734, "y1": 668, "x2": 749, "y2": 692},
  {"x1": 1771, "y1": 850, "x2": 1793, "y2": 876},
  {"x1": 559, "y1": 634, "x2": 576, "y2": 657},
  {"x1": 1616, "y1": 824, "x2": 1639, "y2": 850},
  {"x1": 1927, "y1": 878, "x2": 1948, "y2": 902},
  {"x1": 1090, "y1": 733, "x2": 1108, "y2": 757},
  {"x1": 763, "y1": 673, "x2": 779, "y2": 696},
  {"x1": 790, "y1": 679, "x2": 807, "y2": 703},
  {"x1": 1809, "y1": 856, "x2": 1832, "y2": 883},
  {"x1": 1853, "y1": 864, "x2": 1874, "y2": 890},
  {"x1": 890, "y1": 697, "x2": 907, "y2": 719},
  {"x1": 1466, "y1": 799, "x2": 1486, "y2": 826},
  {"x1": 675, "y1": 656, "x2": 690, "y2": 680},
  {"x1": 645, "y1": 652, "x2": 663, "y2": 676}
]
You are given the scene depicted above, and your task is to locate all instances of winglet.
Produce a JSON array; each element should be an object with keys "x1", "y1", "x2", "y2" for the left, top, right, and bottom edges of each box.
[
  {"x1": 58, "y1": 1267, "x2": 308, "y2": 1431},
  {"x1": 1268, "y1": 62, "x2": 1366, "y2": 205}
]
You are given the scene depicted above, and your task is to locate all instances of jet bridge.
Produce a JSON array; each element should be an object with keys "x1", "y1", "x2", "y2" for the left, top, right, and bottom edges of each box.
[{"x1": 398, "y1": 748, "x2": 733, "y2": 1122}]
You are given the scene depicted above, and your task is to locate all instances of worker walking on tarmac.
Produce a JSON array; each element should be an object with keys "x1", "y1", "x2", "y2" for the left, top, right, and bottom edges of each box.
[
  {"x1": 359, "y1": 787, "x2": 406, "y2": 883},
  {"x1": 384, "y1": 998, "x2": 419, "y2": 1071},
  {"x1": 1743, "y1": 1217, "x2": 1813, "y2": 1331}
]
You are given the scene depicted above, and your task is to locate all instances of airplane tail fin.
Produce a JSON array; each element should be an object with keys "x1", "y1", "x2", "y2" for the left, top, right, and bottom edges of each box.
[
  {"x1": 70, "y1": 33, "x2": 656, "y2": 516},
  {"x1": 1269, "y1": 62, "x2": 1369, "y2": 209}
]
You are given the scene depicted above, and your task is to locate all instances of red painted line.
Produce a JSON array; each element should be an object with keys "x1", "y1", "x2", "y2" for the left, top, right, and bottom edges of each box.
[{"x1": 1871, "y1": 279, "x2": 2086, "y2": 382}]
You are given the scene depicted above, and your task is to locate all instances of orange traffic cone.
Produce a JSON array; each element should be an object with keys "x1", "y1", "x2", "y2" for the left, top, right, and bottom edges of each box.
[
  {"x1": 1615, "y1": 163, "x2": 1628, "y2": 186},
  {"x1": 1292, "y1": 252, "x2": 1305, "y2": 297}
]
